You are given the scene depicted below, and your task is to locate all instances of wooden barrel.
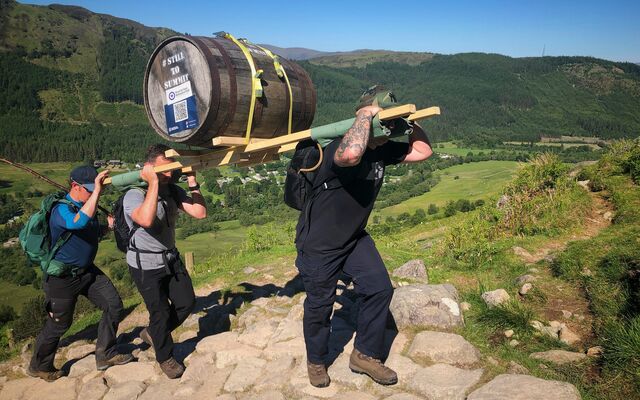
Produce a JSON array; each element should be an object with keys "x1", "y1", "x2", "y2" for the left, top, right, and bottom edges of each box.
[{"x1": 144, "y1": 35, "x2": 316, "y2": 147}]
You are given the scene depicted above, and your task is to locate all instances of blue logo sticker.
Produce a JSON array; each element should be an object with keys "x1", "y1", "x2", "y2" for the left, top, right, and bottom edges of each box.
[{"x1": 165, "y1": 95, "x2": 199, "y2": 135}]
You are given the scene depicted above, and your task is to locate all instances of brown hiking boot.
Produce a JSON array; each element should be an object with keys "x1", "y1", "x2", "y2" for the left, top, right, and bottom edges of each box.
[
  {"x1": 140, "y1": 327, "x2": 153, "y2": 347},
  {"x1": 96, "y1": 353, "x2": 134, "y2": 371},
  {"x1": 27, "y1": 366, "x2": 65, "y2": 382},
  {"x1": 159, "y1": 357, "x2": 184, "y2": 379},
  {"x1": 307, "y1": 361, "x2": 330, "y2": 388},
  {"x1": 349, "y1": 348, "x2": 398, "y2": 385}
]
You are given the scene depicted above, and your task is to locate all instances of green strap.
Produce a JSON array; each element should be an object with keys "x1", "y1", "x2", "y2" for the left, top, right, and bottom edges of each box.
[
  {"x1": 43, "y1": 230, "x2": 72, "y2": 272},
  {"x1": 42, "y1": 198, "x2": 76, "y2": 273}
]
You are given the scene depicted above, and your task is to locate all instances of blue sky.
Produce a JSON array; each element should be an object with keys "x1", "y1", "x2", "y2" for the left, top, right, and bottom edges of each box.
[{"x1": 24, "y1": 0, "x2": 640, "y2": 62}]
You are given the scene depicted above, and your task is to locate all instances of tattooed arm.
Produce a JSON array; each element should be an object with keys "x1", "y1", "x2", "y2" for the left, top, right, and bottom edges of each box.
[{"x1": 334, "y1": 106, "x2": 382, "y2": 167}]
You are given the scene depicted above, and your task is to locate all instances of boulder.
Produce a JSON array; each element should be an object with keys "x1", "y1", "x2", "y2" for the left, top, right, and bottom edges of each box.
[
  {"x1": 506, "y1": 361, "x2": 529, "y2": 375},
  {"x1": 138, "y1": 379, "x2": 181, "y2": 400},
  {"x1": 407, "y1": 331, "x2": 480, "y2": 366},
  {"x1": 223, "y1": 357, "x2": 267, "y2": 392},
  {"x1": 104, "y1": 381, "x2": 146, "y2": 400},
  {"x1": 19, "y1": 377, "x2": 78, "y2": 400},
  {"x1": 390, "y1": 284, "x2": 463, "y2": 329},
  {"x1": 180, "y1": 353, "x2": 215, "y2": 383},
  {"x1": 237, "y1": 318, "x2": 279, "y2": 349},
  {"x1": 467, "y1": 374, "x2": 581, "y2": 400},
  {"x1": 407, "y1": 364, "x2": 483, "y2": 400},
  {"x1": 77, "y1": 377, "x2": 108, "y2": 399},
  {"x1": 385, "y1": 354, "x2": 421, "y2": 381},
  {"x1": 195, "y1": 331, "x2": 240, "y2": 354},
  {"x1": 253, "y1": 355, "x2": 297, "y2": 391},
  {"x1": 263, "y1": 336, "x2": 307, "y2": 360},
  {"x1": 104, "y1": 361, "x2": 157, "y2": 385},
  {"x1": 392, "y1": 260, "x2": 428, "y2": 282},
  {"x1": 241, "y1": 390, "x2": 286, "y2": 400},
  {"x1": 530, "y1": 350, "x2": 587, "y2": 365},
  {"x1": 481, "y1": 289, "x2": 510, "y2": 307},
  {"x1": 519, "y1": 283, "x2": 533, "y2": 295},
  {"x1": 587, "y1": 346, "x2": 603, "y2": 357},
  {"x1": 559, "y1": 326, "x2": 581, "y2": 345},
  {"x1": 332, "y1": 392, "x2": 379, "y2": 400},
  {"x1": 215, "y1": 344, "x2": 261, "y2": 368},
  {"x1": 64, "y1": 343, "x2": 95, "y2": 360},
  {"x1": 384, "y1": 394, "x2": 424, "y2": 400},
  {"x1": 68, "y1": 354, "x2": 96, "y2": 378}
]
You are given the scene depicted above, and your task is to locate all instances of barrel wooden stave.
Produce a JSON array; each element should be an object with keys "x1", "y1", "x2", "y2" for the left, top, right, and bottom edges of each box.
[{"x1": 144, "y1": 35, "x2": 316, "y2": 147}]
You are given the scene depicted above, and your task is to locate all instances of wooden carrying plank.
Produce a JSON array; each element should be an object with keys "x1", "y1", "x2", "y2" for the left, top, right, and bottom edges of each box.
[
  {"x1": 212, "y1": 136, "x2": 268, "y2": 147},
  {"x1": 378, "y1": 104, "x2": 416, "y2": 120},
  {"x1": 408, "y1": 106, "x2": 441, "y2": 121}
]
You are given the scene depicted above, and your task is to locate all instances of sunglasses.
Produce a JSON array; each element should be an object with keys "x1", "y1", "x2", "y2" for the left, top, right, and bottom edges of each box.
[{"x1": 72, "y1": 180, "x2": 93, "y2": 193}]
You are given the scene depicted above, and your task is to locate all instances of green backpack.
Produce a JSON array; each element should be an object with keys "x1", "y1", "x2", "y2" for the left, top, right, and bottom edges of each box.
[{"x1": 19, "y1": 192, "x2": 75, "y2": 277}]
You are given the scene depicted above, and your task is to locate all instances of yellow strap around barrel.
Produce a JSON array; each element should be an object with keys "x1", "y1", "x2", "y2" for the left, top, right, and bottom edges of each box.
[
  {"x1": 254, "y1": 44, "x2": 294, "y2": 135},
  {"x1": 224, "y1": 33, "x2": 263, "y2": 144}
]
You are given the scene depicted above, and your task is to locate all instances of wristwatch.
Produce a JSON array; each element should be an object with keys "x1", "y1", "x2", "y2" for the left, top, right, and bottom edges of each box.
[{"x1": 188, "y1": 183, "x2": 200, "y2": 191}]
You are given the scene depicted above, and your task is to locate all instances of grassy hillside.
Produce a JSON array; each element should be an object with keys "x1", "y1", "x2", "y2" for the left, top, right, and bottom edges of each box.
[
  {"x1": 375, "y1": 160, "x2": 518, "y2": 218},
  {"x1": 0, "y1": 0, "x2": 638, "y2": 163}
]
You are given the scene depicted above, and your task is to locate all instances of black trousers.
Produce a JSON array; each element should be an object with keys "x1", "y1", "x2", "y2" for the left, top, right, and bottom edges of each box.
[
  {"x1": 296, "y1": 234, "x2": 394, "y2": 364},
  {"x1": 30, "y1": 265, "x2": 124, "y2": 371},
  {"x1": 128, "y1": 261, "x2": 195, "y2": 363}
]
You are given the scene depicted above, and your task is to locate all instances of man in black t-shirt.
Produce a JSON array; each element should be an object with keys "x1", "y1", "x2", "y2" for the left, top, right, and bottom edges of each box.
[{"x1": 295, "y1": 105, "x2": 433, "y2": 387}]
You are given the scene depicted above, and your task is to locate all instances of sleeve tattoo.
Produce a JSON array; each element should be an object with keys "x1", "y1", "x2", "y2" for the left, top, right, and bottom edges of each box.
[{"x1": 334, "y1": 112, "x2": 372, "y2": 166}]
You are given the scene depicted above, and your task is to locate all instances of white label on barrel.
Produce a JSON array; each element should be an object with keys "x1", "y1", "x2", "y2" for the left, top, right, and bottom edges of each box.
[{"x1": 165, "y1": 81, "x2": 193, "y2": 105}]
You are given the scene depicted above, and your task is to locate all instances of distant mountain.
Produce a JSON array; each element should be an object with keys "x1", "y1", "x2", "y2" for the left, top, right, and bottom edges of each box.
[
  {"x1": 259, "y1": 44, "x2": 435, "y2": 68},
  {"x1": 257, "y1": 44, "x2": 334, "y2": 60}
]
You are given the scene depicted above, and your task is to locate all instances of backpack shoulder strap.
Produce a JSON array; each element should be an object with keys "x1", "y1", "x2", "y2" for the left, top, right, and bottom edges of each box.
[{"x1": 168, "y1": 184, "x2": 181, "y2": 207}]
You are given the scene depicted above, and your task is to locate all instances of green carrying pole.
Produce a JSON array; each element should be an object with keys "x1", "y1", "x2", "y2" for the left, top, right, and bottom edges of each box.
[
  {"x1": 311, "y1": 114, "x2": 413, "y2": 147},
  {"x1": 109, "y1": 170, "x2": 146, "y2": 191}
]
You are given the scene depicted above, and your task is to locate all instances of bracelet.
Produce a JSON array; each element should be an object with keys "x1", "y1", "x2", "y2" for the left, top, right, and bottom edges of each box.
[{"x1": 188, "y1": 183, "x2": 200, "y2": 191}]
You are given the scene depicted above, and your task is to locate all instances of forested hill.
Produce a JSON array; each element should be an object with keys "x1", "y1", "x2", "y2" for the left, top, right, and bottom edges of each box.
[{"x1": 1, "y1": 0, "x2": 640, "y2": 163}]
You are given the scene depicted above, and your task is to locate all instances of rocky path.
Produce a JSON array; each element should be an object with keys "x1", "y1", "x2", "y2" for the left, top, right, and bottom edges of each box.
[{"x1": 0, "y1": 272, "x2": 583, "y2": 400}]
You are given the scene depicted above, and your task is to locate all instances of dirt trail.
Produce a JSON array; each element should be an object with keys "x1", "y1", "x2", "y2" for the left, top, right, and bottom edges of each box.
[{"x1": 514, "y1": 189, "x2": 613, "y2": 266}]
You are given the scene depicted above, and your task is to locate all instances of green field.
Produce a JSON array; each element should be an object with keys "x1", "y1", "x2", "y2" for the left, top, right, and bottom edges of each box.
[
  {"x1": 434, "y1": 142, "x2": 495, "y2": 156},
  {"x1": 0, "y1": 162, "x2": 76, "y2": 195},
  {"x1": 0, "y1": 281, "x2": 39, "y2": 313},
  {"x1": 94, "y1": 219, "x2": 248, "y2": 268},
  {"x1": 376, "y1": 161, "x2": 519, "y2": 218},
  {"x1": 504, "y1": 141, "x2": 601, "y2": 149}
]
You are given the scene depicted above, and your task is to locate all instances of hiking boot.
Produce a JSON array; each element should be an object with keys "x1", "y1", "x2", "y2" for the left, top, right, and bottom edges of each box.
[
  {"x1": 27, "y1": 366, "x2": 65, "y2": 382},
  {"x1": 307, "y1": 361, "x2": 330, "y2": 388},
  {"x1": 159, "y1": 357, "x2": 184, "y2": 379},
  {"x1": 140, "y1": 327, "x2": 153, "y2": 347},
  {"x1": 349, "y1": 348, "x2": 398, "y2": 385},
  {"x1": 96, "y1": 353, "x2": 134, "y2": 371}
]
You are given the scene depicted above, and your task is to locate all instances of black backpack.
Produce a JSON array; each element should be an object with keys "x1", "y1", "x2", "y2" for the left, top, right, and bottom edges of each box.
[
  {"x1": 112, "y1": 185, "x2": 179, "y2": 252},
  {"x1": 284, "y1": 140, "x2": 324, "y2": 210}
]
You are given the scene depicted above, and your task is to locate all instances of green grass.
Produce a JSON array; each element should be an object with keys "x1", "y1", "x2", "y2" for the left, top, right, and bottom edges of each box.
[
  {"x1": 176, "y1": 220, "x2": 248, "y2": 260},
  {"x1": 0, "y1": 281, "x2": 38, "y2": 313},
  {"x1": 434, "y1": 142, "x2": 496, "y2": 156},
  {"x1": 376, "y1": 161, "x2": 519, "y2": 218},
  {"x1": 504, "y1": 141, "x2": 601, "y2": 149}
]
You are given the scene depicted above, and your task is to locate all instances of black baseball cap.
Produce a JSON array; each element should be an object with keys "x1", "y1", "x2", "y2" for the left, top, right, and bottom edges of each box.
[{"x1": 70, "y1": 165, "x2": 98, "y2": 192}]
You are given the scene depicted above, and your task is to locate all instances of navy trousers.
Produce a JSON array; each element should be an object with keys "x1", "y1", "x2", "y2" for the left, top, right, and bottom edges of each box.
[{"x1": 296, "y1": 234, "x2": 393, "y2": 364}]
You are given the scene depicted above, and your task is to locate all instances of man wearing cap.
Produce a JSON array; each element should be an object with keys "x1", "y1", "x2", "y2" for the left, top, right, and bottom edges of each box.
[
  {"x1": 295, "y1": 88, "x2": 433, "y2": 387},
  {"x1": 29, "y1": 166, "x2": 134, "y2": 381}
]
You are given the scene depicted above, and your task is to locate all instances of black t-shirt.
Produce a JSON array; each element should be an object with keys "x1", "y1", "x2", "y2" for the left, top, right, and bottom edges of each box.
[{"x1": 295, "y1": 138, "x2": 410, "y2": 261}]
